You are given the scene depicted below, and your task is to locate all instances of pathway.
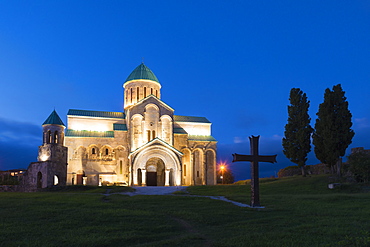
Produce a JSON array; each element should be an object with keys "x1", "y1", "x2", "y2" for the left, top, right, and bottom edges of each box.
[
  {"x1": 117, "y1": 186, "x2": 262, "y2": 208},
  {"x1": 123, "y1": 186, "x2": 187, "y2": 196}
]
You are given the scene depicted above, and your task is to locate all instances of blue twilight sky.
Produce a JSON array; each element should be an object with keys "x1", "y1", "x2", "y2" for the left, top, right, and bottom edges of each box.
[{"x1": 0, "y1": 1, "x2": 369, "y2": 181}]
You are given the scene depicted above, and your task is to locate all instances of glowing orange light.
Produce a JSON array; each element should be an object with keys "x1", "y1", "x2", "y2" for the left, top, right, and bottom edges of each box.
[
  {"x1": 217, "y1": 162, "x2": 229, "y2": 184},
  {"x1": 218, "y1": 161, "x2": 227, "y2": 171}
]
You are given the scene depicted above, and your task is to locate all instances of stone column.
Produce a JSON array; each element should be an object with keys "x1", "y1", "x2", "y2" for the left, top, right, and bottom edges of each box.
[
  {"x1": 202, "y1": 155, "x2": 206, "y2": 185},
  {"x1": 141, "y1": 169, "x2": 146, "y2": 186},
  {"x1": 165, "y1": 170, "x2": 170, "y2": 186},
  {"x1": 133, "y1": 172, "x2": 138, "y2": 186},
  {"x1": 191, "y1": 153, "x2": 195, "y2": 185}
]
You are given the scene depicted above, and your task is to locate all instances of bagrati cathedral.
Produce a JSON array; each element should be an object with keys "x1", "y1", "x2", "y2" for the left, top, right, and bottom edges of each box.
[{"x1": 26, "y1": 63, "x2": 217, "y2": 188}]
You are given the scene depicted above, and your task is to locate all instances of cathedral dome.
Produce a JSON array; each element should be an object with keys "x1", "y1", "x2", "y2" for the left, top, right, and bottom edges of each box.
[{"x1": 125, "y1": 63, "x2": 159, "y2": 83}]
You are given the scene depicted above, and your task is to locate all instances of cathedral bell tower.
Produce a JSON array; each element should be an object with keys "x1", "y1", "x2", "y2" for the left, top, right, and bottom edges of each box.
[
  {"x1": 23, "y1": 110, "x2": 68, "y2": 191},
  {"x1": 38, "y1": 110, "x2": 67, "y2": 162}
]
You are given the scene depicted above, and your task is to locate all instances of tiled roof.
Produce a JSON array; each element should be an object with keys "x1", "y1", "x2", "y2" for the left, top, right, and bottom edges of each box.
[
  {"x1": 65, "y1": 130, "x2": 114, "y2": 138},
  {"x1": 188, "y1": 135, "x2": 217, "y2": 142},
  {"x1": 173, "y1": 115, "x2": 211, "y2": 123},
  {"x1": 67, "y1": 109, "x2": 125, "y2": 119},
  {"x1": 173, "y1": 127, "x2": 188, "y2": 134},
  {"x1": 113, "y1": 123, "x2": 127, "y2": 131},
  {"x1": 43, "y1": 110, "x2": 65, "y2": 126},
  {"x1": 125, "y1": 63, "x2": 159, "y2": 83}
]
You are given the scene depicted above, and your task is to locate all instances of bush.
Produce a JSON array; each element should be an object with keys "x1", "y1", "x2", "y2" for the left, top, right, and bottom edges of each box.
[
  {"x1": 278, "y1": 163, "x2": 332, "y2": 178},
  {"x1": 348, "y1": 152, "x2": 370, "y2": 183},
  {"x1": 0, "y1": 174, "x2": 20, "y2": 185},
  {"x1": 217, "y1": 169, "x2": 235, "y2": 184},
  {"x1": 277, "y1": 165, "x2": 300, "y2": 177}
]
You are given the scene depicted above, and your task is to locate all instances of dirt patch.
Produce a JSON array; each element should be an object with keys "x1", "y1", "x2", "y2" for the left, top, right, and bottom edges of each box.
[{"x1": 171, "y1": 216, "x2": 212, "y2": 247}]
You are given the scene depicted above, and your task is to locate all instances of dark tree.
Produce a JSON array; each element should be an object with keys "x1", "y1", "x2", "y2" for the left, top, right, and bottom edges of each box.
[
  {"x1": 313, "y1": 84, "x2": 355, "y2": 175},
  {"x1": 348, "y1": 151, "x2": 370, "y2": 183},
  {"x1": 217, "y1": 166, "x2": 235, "y2": 184},
  {"x1": 282, "y1": 88, "x2": 313, "y2": 176}
]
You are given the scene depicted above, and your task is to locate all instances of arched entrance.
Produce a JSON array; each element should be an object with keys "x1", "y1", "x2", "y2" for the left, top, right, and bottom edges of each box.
[
  {"x1": 37, "y1": 172, "x2": 42, "y2": 188},
  {"x1": 146, "y1": 158, "x2": 165, "y2": 186},
  {"x1": 131, "y1": 142, "x2": 183, "y2": 186}
]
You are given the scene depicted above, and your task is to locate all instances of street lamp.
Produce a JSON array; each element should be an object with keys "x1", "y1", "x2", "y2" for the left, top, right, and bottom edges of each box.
[{"x1": 220, "y1": 165, "x2": 225, "y2": 184}]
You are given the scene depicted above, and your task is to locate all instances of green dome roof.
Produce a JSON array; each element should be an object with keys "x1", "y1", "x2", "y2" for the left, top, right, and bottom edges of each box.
[
  {"x1": 43, "y1": 110, "x2": 65, "y2": 126},
  {"x1": 125, "y1": 63, "x2": 159, "y2": 83}
]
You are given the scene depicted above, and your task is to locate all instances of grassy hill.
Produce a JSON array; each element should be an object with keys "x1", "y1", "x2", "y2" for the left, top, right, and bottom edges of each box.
[{"x1": 0, "y1": 175, "x2": 369, "y2": 246}]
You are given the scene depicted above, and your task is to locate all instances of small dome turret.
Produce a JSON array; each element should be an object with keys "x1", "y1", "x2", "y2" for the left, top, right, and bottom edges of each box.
[{"x1": 42, "y1": 110, "x2": 65, "y2": 145}]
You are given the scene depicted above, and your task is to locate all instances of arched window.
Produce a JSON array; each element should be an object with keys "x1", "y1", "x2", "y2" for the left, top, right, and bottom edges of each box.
[
  {"x1": 151, "y1": 88, "x2": 153, "y2": 95},
  {"x1": 144, "y1": 87, "x2": 147, "y2": 97},
  {"x1": 54, "y1": 175, "x2": 59, "y2": 186},
  {"x1": 147, "y1": 130, "x2": 151, "y2": 142},
  {"x1": 152, "y1": 130, "x2": 156, "y2": 139},
  {"x1": 92, "y1": 148, "x2": 96, "y2": 154},
  {"x1": 137, "y1": 87, "x2": 139, "y2": 101},
  {"x1": 137, "y1": 168, "x2": 142, "y2": 186},
  {"x1": 184, "y1": 164, "x2": 187, "y2": 176},
  {"x1": 120, "y1": 160, "x2": 123, "y2": 174},
  {"x1": 130, "y1": 88, "x2": 133, "y2": 103},
  {"x1": 155, "y1": 90, "x2": 158, "y2": 97},
  {"x1": 105, "y1": 148, "x2": 109, "y2": 155},
  {"x1": 47, "y1": 130, "x2": 52, "y2": 144},
  {"x1": 37, "y1": 172, "x2": 42, "y2": 188},
  {"x1": 54, "y1": 131, "x2": 58, "y2": 144}
]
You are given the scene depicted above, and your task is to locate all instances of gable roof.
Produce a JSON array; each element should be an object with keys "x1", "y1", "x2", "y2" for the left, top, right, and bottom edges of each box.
[
  {"x1": 68, "y1": 109, "x2": 125, "y2": 119},
  {"x1": 173, "y1": 115, "x2": 211, "y2": 123},
  {"x1": 125, "y1": 63, "x2": 159, "y2": 83},
  {"x1": 113, "y1": 123, "x2": 127, "y2": 131},
  {"x1": 173, "y1": 127, "x2": 188, "y2": 134},
  {"x1": 188, "y1": 135, "x2": 217, "y2": 142},
  {"x1": 43, "y1": 110, "x2": 65, "y2": 126},
  {"x1": 65, "y1": 130, "x2": 114, "y2": 138}
]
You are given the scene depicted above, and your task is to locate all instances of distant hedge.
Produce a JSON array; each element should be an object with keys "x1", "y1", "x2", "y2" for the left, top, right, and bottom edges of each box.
[{"x1": 278, "y1": 163, "x2": 331, "y2": 178}]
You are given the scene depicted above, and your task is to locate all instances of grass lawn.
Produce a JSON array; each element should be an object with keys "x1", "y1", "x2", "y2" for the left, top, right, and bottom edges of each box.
[{"x1": 0, "y1": 175, "x2": 369, "y2": 247}]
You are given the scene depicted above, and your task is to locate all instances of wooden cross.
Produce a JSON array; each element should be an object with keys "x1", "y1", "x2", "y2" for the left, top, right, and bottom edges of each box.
[{"x1": 232, "y1": 135, "x2": 277, "y2": 207}]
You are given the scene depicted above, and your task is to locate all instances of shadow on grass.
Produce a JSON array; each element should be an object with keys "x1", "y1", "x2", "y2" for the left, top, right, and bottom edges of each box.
[{"x1": 39, "y1": 185, "x2": 135, "y2": 193}]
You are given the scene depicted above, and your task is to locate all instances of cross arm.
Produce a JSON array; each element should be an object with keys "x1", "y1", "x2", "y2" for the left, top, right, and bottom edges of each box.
[
  {"x1": 232, "y1": 154, "x2": 253, "y2": 162},
  {"x1": 232, "y1": 153, "x2": 277, "y2": 163}
]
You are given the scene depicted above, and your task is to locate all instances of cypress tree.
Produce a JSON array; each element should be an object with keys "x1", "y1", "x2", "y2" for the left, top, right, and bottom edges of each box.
[
  {"x1": 313, "y1": 84, "x2": 355, "y2": 174},
  {"x1": 282, "y1": 88, "x2": 313, "y2": 176}
]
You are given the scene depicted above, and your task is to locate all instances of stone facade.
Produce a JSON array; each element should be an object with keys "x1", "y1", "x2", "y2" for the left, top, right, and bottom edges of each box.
[
  {"x1": 22, "y1": 111, "x2": 68, "y2": 191},
  {"x1": 65, "y1": 63, "x2": 217, "y2": 186}
]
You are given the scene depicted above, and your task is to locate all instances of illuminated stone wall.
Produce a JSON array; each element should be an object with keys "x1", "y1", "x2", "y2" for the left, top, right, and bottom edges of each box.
[
  {"x1": 123, "y1": 79, "x2": 161, "y2": 109},
  {"x1": 64, "y1": 131, "x2": 129, "y2": 186},
  {"x1": 22, "y1": 160, "x2": 67, "y2": 191},
  {"x1": 63, "y1": 65, "x2": 216, "y2": 186},
  {"x1": 65, "y1": 108, "x2": 217, "y2": 186},
  {"x1": 22, "y1": 120, "x2": 68, "y2": 191}
]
